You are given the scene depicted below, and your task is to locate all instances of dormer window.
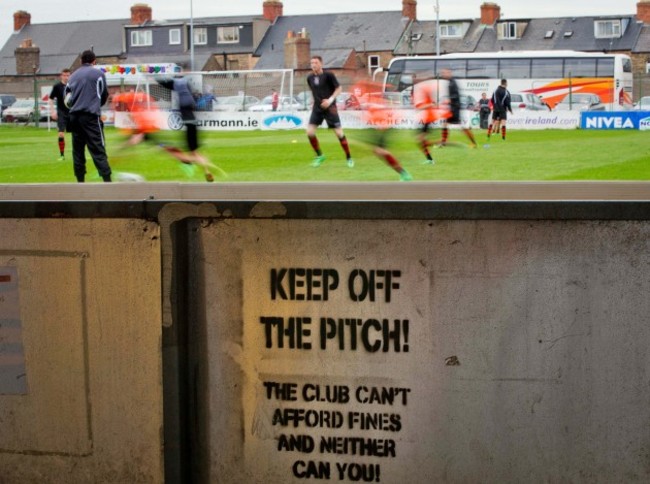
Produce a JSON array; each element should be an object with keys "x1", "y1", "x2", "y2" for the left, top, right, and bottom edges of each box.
[
  {"x1": 440, "y1": 23, "x2": 463, "y2": 38},
  {"x1": 217, "y1": 26, "x2": 240, "y2": 44},
  {"x1": 595, "y1": 20, "x2": 621, "y2": 39},
  {"x1": 193, "y1": 27, "x2": 207, "y2": 45},
  {"x1": 500, "y1": 22, "x2": 517, "y2": 39},
  {"x1": 131, "y1": 30, "x2": 152, "y2": 47}
]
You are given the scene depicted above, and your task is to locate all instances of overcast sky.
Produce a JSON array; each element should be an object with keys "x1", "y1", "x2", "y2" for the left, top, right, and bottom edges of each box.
[{"x1": 0, "y1": 0, "x2": 639, "y2": 47}]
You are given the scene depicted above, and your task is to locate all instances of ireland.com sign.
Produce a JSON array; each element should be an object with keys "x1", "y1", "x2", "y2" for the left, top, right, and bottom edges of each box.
[{"x1": 581, "y1": 112, "x2": 650, "y2": 130}]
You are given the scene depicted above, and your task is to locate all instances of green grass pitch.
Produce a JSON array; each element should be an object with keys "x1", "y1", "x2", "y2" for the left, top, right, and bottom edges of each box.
[{"x1": 0, "y1": 125, "x2": 648, "y2": 183}]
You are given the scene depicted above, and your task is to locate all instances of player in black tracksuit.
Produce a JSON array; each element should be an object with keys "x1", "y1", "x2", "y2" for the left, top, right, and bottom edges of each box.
[
  {"x1": 306, "y1": 55, "x2": 353, "y2": 167},
  {"x1": 65, "y1": 50, "x2": 111, "y2": 182},
  {"x1": 488, "y1": 79, "x2": 513, "y2": 140}
]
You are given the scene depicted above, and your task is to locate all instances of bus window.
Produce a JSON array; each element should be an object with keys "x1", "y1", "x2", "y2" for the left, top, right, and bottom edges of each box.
[
  {"x1": 404, "y1": 59, "x2": 436, "y2": 75},
  {"x1": 597, "y1": 58, "x2": 615, "y2": 76},
  {"x1": 467, "y1": 59, "x2": 498, "y2": 79},
  {"x1": 436, "y1": 59, "x2": 466, "y2": 78},
  {"x1": 620, "y1": 57, "x2": 632, "y2": 73},
  {"x1": 564, "y1": 58, "x2": 597, "y2": 77},
  {"x1": 531, "y1": 58, "x2": 563, "y2": 78},
  {"x1": 498, "y1": 58, "x2": 531, "y2": 79}
]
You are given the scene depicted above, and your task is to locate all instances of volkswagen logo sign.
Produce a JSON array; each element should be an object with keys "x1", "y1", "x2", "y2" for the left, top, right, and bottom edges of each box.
[{"x1": 168, "y1": 112, "x2": 184, "y2": 130}]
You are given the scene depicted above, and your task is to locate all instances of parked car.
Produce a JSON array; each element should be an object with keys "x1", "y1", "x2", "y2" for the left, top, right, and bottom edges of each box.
[
  {"x1": 554, "y1": 93, "x2": 606, "y2": 112},
  {"x1": 509, "y1": 92, "x2": 550, "y2": 111},
  {"x1": 439, "y1": 94, "x2": 479, "y2": 111},
  {"x1": 1, "y1": 99, "x2": 50, "y2": 122},
  {"x1": 247, "y1": 95, "x2": 301, "y2": 112},
  {"x1": 337, "y1": 92, "x2": 361, "y2": 110},
  {"x1": 213, "y1": 95, "x2": 260, "y2": 112},
  {"x1": 633, "y1": 96, "x2": 650, "y2": 110},
  {"x1": 0, "y1": 94, "x2": 17, "y2": 115},
  {"x1": 294, "y1": 90, "x2": 313, "y2": 110}
]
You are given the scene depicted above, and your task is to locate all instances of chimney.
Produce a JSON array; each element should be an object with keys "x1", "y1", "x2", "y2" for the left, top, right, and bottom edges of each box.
[
  {"x1": 13, "y1": 10, "x2": 31, "y2": 31},
  {"x1": 130, "y1": 3, "x2": 152, "y2": 24},
  {"x1": 638, "y1": 1, "x2": 650, "y2": 24},
  {"x1": 263, "y1": 1, "x2": 283, "y2": 23},
  {"x1": 15, "y1": 38, "x2": 40, "y2": 75},
  {"x1": 402, "y1": 0, "x2": 417, "y2": 21},
  {"x1": 284, "y1": 29, "x2": 310, "y2": 70},
  {"x1": 480, "y1": 2, "x2": 501, "y2": 25}
]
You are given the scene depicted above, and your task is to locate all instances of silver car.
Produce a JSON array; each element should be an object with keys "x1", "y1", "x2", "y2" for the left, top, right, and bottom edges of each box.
[
  {"x1": 509, "y1": 92, "x2": 549, "y2": 111},
  {"x1": 633, "y1": 96, "x2": 650, "y2": 111},
  {"x1": 554, "y1": 93, "x2": 606, "y2": 112}
]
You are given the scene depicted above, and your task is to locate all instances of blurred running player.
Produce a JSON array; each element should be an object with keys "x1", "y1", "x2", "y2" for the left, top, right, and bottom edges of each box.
[
  {"x1": 412, "y1": 74, "x2": 450, "y2": 164},
  {"x1": 352, "y1": 79, "x2": 412, "y2": 181}
]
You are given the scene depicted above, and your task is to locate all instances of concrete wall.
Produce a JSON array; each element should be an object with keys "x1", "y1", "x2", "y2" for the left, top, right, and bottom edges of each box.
[
  {"x1": 0, "y1": 219, "x2": 163, "y2": 483},
  {"x1": 187, "y1": 218, "x2": 650, "y2": 483},
  {"x1": 0, "y1": 183, "x2": 649, "y2": 483}
]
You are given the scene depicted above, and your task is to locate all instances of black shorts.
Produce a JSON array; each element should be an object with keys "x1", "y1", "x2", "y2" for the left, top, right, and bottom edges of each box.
[
  {"x1": 446, "y1": 106, "x2": 461, "y2": 124},
  {"x1": 57, "y1": 110, "x2": 70, "y2": 132},
  {"x1": 492, "y1": 106, "x2": 508, "y2": 121},
  {"x1": 309, "y1": 105, "x2": 342, "y2": 129}
]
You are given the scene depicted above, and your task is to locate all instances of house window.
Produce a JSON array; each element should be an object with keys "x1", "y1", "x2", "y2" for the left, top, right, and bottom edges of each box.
[
  {"x1": 218, "y1": 26, "x2": 240, "y2": 44},
  {"x1": 169, "y1": 29, "x2": 181, "y2": 45},
  {"x1": 440, "y1": 24, "x2": 462, "y2": 38},
  {"x1": 368, "y1": 55, "x2": 381, "y2": 75},
  {"x1": 193, "y1": 27, "x2": 207, "y2": 45},
  {"x1": 501, "y1": 22, "x2": 517, "y2": 39},
  {"x1": 595, "y1": 20, "x2": 621, "y2": 39},
  {"x1": 131, "y1": 30, "x2": 152, "y2": 47}
]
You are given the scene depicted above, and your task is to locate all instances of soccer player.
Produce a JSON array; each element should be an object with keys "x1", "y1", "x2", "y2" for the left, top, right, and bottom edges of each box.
[
  {"x1": 488, "y1": 79, "x2": 513, "y2": 141},
  {"x1": 156, "y1": 73, "x2": 217, "y2": 182},
  {"x1": 65, "y1": 50, "x2": 112, "y2": 183},
  {"x1": 352, "y1": 79, "x2": 412, "y2": 181},
  {"x1": 439, "y1": 68, "x2": 477, "y2": 148},
  {"x1": 271, "y1": 88, "x2": 279, "y2": 111},
  {"x1": 48, "y1": 68, "x2": 71, "y2": 160},
  {"x1": 412, "y1": 74, "x2": 450, "y2": 164},
  {"x1": 306, "y1": 55, "x2": 353, "y2": 168},
  {"x1": 112, "y1": 89, "x2": 160, "y2": 147}
]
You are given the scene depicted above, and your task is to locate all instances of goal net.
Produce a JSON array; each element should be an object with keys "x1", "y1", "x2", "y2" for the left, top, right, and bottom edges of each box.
[{"x1": 114, "y1": 69, "x2": 295, "y2": 112}]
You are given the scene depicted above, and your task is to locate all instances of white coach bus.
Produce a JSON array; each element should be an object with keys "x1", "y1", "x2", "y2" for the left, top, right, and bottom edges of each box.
[{"x1": 383, "y1": 51, "x2": 633, "y2": 111}]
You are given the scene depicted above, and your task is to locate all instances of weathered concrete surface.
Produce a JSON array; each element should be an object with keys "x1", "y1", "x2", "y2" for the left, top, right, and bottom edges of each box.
[
  {"x1": 192, "y1": 218, "x2": 650, "y2": 483},
  {"x1": 0, "y1": 219, "x2": 163, "y2": 483}
]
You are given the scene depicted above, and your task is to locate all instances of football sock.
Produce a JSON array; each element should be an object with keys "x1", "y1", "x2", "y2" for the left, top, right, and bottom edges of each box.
[
  {"x1": 487, "y1": 124, "x2": 492, "y2": 138},
  {"x1": 383, "y1": 153, "x2": 401, "y2": 171},
  {"x1": 308, "y1": 134, "x2": 321, "y2": 155},
  {"x1": 420, "y1": 140, "x2": 433, "y2": 161},
  {"x1": 441, "y1": 127, "x2": 449, "y2": 144},
  {"x1": 464, "y1": 128, "x2": 476, "y2": 145},
  {"x1": 58, "y1": 136, "x2": 65, "y2": 156},
  {"x1": 338, "y1": 135, "x2": 351, "y2": 159},
  {"x1": 501, "y1": 126, "x2": 506, "y2": 139}
]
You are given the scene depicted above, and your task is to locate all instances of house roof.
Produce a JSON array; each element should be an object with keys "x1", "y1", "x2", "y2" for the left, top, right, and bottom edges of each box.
[
  {"x1": 475, "y1": 16, "x2": 643, "y2": 53},
  {"x1": 0, "y1": 19, "x2": 126, "y2": 76},
  {"x1": 632, "y1": 24, "x2": 650, "y2": 53},
  {"x1": 253, "y1": 11, "x2": 408, "y2": 69},
  {"x1": 394, "y1": 19, "x2": 483, "y2": 55}
]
